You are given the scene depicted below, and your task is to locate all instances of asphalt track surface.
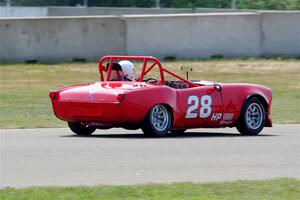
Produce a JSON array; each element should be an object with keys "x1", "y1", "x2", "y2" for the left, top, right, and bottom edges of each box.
[{"x1": 1, "y1": 124, "x2": 299, "y2": 188}]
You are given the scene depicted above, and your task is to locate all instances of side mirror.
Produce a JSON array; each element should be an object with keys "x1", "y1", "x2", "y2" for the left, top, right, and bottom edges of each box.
[{"x1": 214, "y1": 83, "x2": 222, "y2": 92}]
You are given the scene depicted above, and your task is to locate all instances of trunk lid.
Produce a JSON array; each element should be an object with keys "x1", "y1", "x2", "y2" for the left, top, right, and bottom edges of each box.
[{"x1": 54, "y1": 81, "x2": 155, "y2": 103}]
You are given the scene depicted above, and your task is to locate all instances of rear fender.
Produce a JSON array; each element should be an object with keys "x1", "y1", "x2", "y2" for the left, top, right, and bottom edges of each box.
[{"x1": 121, "y1": 87, "x2": 177, "y2": 123}]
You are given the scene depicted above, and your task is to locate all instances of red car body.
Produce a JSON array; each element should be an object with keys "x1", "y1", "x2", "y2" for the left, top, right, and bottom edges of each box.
[{"x1": 50, "y1": 56, "x2": 272, "y2": 136}]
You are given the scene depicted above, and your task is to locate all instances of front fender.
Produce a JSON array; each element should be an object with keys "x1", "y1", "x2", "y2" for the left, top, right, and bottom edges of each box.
[{"x1": 221, "y1": 83, "x2": 272, "y2": 127}]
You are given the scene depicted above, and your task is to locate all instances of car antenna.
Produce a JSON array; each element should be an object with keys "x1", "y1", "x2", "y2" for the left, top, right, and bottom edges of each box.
[{"x1": 180, "y1": 66, "x2": 193, "y2": 80}]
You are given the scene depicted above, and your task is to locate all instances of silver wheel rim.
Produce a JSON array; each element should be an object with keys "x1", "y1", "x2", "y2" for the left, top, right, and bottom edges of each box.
[
  {"x1": 246, "y1": 103, "x2": 263, "y2": 129},
  {"x1": 151, "y1": 105, "x2": 169, "y2": 131}
]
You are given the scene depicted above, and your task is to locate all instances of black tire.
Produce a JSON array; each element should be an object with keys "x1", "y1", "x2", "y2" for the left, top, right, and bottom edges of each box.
[
  {"x1": 141, "y1": 104, "x2": 172, "y2": 137},
  {"x1": 236, "y1": 97, "x2": 266, "y2": 135},
  {"x1": 67, "y1": 121, "x2": 96, "y2": 136}
]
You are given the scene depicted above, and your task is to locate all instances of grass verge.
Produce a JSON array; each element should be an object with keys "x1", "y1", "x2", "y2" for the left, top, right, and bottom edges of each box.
[
  {"x1": 1, "y1": 178, "x2": 299, "y2": 200},
  {"x1": 0, "y1": 59, "x2": 299, "y2": 128}
]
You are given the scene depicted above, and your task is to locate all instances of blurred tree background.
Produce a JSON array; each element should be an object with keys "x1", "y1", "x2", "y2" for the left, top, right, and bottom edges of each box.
[{"x1": 0, "y1": 0, "x2": 299, "y2": 10}]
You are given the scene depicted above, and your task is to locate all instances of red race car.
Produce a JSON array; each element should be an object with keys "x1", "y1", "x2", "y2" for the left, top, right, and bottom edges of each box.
[{"x1": 49, "y1": 56, "x2": 272, "y2": 137}]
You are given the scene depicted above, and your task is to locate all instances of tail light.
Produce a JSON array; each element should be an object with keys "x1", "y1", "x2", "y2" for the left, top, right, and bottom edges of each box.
[
  {"x1": 116, "y1": 93, "x2": 125, "y2": 102},
  {"x1": 49, "y1": 90, "x2": 57, "y2": 100}
]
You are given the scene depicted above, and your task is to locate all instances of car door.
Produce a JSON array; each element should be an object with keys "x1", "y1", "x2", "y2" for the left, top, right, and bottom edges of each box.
[{"x1": 176, "y1": 85, "x2": 223, "y2": 128}]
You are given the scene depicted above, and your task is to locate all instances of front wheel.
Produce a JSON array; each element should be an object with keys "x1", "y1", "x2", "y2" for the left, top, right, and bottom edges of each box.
[
  {"x1": 141, "y1": 104, "x2": 172, "y2": 137},
  {"x1": 68, "y1": 122, "x2": 96, "y2": 136},
  {"x1": 236, "y1": 97, "x2": 266, "y2": 135}
]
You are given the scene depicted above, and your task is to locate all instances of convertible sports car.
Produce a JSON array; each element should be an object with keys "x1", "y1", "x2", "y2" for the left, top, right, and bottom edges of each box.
[{"x1": 49, "y1": 55, "x2": 272, "y2": 137}]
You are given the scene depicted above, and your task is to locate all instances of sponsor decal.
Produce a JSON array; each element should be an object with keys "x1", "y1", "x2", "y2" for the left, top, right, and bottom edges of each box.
[
  {"x1": 220, "y1": 120, "x2": 232, "y2": 125},
  {"x1": 223, "y1": 113, "x2": 233, "y2": 121},
  {"x1": 219, "y1": 113, "x2": 234, "y2": 125},
  {"x1": 211, "y1": 113, "x2": 222, "y2": 121}
]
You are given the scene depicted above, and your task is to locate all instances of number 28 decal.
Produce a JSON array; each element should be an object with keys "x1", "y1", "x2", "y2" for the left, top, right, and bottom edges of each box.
[{"x1": 185, "y1": 95, "x2": 212, "y2": 119}]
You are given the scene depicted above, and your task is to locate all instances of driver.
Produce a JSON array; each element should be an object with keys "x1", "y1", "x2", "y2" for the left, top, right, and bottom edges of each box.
[
  {"x1": 118, "y1": 60, "x2": 136, "y2": 81},
  {"x1": 107, "y1": 60, "x2": 136, "y2": 81},
  {"x1": 107, "y1": 63, "x2": 124, "y2": 81}
]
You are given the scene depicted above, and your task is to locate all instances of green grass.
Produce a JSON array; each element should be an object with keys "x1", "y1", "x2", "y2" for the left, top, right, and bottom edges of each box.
[
  {"x1": 1, "y1": 178, "x2": 299, "y2": 200},
  {"x1": 0, "y1": 59, "x2": 299, "y2": 128}
]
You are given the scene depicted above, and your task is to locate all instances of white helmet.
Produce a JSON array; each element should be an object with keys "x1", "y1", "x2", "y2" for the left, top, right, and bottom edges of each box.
[{"x1": 118, "y1": 60, "x2": 135, "y2": 81}]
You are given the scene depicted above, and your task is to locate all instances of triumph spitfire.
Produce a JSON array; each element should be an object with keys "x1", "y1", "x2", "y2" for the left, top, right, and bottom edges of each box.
[{"x1": 49, "y1": 56, "x2": 272, "y2": 137}]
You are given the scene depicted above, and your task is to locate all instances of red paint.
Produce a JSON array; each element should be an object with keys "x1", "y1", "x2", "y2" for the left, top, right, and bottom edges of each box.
[{"x1": 50, "y1": 55, "x2": 272, "y2": 129}]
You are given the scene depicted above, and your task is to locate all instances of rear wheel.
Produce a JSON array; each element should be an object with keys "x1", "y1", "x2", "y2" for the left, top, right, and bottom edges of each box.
[
  {"x1": 68, "y1": 121, "x2": 96, "y2": 136},
  {"x1": 236, "y1": 97, "x2": 265, "y2": 135},
  {"x1": 141, "y1": 104, "x2": 172, "y2": 137}
]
